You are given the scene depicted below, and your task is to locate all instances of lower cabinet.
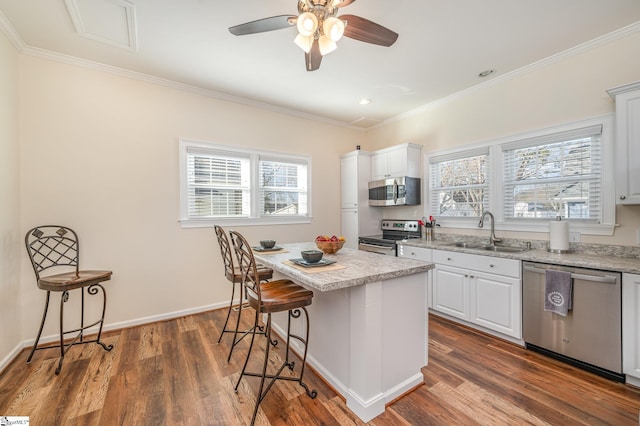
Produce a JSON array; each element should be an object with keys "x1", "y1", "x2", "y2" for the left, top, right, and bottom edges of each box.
[
  {"x1": 623, "y1": 273, "x2": 640, "y2": 383},
  {"x1": 432, "y1": 264, "x2": 468, "y2": 320},
  {"x1": 432, "y1": 250, "x2": 522, "y2": 339}
]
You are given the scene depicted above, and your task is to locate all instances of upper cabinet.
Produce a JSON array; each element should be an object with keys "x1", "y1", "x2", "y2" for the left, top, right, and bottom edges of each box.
[
  {"x1": 608, "y1": 81, "x2": 640, "y2": 205},
  {"x1": 371, "y1": 143, "x2": 422, "y2": 180},
  {"x1": 340, "y1": 150, "x2": 370, "y2": 209}
]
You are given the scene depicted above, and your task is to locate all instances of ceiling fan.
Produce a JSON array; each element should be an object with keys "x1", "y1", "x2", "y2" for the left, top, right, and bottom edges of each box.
[{"x1": 229, "y1": 0, "x2": 398, "y2": 71}]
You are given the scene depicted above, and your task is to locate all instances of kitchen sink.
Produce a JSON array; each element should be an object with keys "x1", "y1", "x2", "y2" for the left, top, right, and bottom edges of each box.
[
  {"x1": 444, "y1": 242, "x2": 485, "y2": 249},
  {"x1": 442, "y1": 242, "x2": 529, "y2": 253},
  {"x1": 481, "y1": 245, "x2": 528, "y2": 253}
]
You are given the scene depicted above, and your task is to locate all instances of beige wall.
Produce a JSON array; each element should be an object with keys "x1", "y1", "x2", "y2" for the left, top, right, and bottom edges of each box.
[
  {"x1": 17, "y1": 55, "x2": 364, "y2": 344},
  {"x1": 366, "y1": 31, "x2": 640, "y2": 246},
  {"x1": 0, "y1": 32, "x2": 21, "y2": 364},
  {"x1": 5, "y1": 26, "x2": 640, "y2": 368}
]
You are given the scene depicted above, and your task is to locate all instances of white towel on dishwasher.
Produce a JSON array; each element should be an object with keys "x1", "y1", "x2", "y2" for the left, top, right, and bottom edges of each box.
[{"x1": 544, "y1": 269, "x2": 573, "y2": 316}]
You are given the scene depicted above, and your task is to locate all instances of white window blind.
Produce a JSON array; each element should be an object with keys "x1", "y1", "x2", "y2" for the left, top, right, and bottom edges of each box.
[
  {"x1": 502, "y1": 125, "x2": 602, "y2": 222},
  {"x1": 186, "y1": 147, "x2": 250, "y2": 218},
  {"x1": 429, "y1": 147, "x2": 489, "y2": 218},
  {"x1": 179, "y1": 139, "x2": 311, "y2": 227}
]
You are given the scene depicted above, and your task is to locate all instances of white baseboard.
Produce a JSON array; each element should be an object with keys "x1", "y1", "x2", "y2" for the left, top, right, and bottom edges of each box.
[{"x1": 0, "y1": 301, "x2": 228, "y2": 374}]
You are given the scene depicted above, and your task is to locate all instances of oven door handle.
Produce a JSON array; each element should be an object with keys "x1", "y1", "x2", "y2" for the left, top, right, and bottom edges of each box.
[
  {"x1": 523, "y1": 265, "x2": 618, "y2": 284},
  {"x1": 359, "y1": 243, "x2": 394, "y2": 250}
]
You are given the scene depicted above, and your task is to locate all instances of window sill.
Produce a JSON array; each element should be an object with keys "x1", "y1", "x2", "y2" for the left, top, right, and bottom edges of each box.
[
  {"x1": 179, "y1": 216, "x2": 312, "y2": 229},
  {"x1": 435, "y1": 218, "x2": 615, "y2": 236}
]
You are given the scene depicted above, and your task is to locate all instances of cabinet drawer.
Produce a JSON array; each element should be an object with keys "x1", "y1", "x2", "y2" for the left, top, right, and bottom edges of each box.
[
  {"x1": 397, "y1": 245, "x2": 432, "y2": 262},
  {"x1": 433, "y1": 250, "x2": 520, "y2": 278}
]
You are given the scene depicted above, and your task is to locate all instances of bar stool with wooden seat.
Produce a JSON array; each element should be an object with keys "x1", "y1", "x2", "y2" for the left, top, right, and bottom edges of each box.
[
  {"x1": 24, "y1": 225, "x2": 113, "y2": 375},
  {"x1": 229, "y1": 230, "x2": 317, "y2": 425},
  {"x1": 213, "y1": 225, "x2": 274, "y2": 361}
]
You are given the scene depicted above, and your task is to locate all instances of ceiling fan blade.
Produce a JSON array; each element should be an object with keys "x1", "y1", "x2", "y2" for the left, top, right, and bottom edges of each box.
[
  {"x1": 340, "y1": 14, "x2": 398, "y2": 47},
  {"x1": 305, "y1": 40, "x2": 322, "y2": 71},
  {"x1": 335, "y1": 0, "x2": 356, "y2": 7},
  {"x1": 229, "y1": 15, "x2": 296, "y2": 36}
]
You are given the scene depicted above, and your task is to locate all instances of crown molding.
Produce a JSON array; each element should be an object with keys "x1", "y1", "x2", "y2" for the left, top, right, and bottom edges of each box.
[
  {"x1": 607, "y1": 80, "x2": 640, "y2": 99},
  {"x1": 0, "y1": 9, "x2": 25, "y2": 51},
  {"x1": 0, "y1": 6, "x2": 358, "y2": 131},
  {"x1": 379, "y1": 20, "x2": 640, "y2": 129},
  {"x1": 20, "y1": 45, "x2": 359, "y2": 131}
]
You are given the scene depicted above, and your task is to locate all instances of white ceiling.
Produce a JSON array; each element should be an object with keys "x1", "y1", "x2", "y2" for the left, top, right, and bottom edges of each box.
[{"x1": 1, "y1": 0, "x2": 640, "y2": 128}]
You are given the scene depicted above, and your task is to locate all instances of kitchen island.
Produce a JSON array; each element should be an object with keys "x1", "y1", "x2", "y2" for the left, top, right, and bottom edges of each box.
[{"x1": 253, "y1": 243, "x2": 434, "y2": 422}]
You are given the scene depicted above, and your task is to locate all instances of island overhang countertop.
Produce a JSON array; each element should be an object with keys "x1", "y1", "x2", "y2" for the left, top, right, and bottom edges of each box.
[{"x1": 252, "y1": 242, "x2": 434, "y2": 292}]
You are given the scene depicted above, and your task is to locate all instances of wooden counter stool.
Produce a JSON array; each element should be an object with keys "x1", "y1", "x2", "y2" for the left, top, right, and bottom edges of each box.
[
  {"x1": 24, "y1": 225, "x2": 113, "y2": 375},
  {"x1": 229, "y1": 230, "x2": 317, "y2": 425},
  {"x1": 214, "y1": 225, "x2": 273, "y2": 361}
]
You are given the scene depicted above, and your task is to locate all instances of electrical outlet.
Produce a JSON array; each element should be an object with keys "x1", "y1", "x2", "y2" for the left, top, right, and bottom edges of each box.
[{"x1": 569, "y1": 232, "x2": 581, "y2": 243}]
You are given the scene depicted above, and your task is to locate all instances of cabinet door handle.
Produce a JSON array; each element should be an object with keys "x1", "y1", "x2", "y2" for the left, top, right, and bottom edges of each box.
[
  {"x1": 470, "y1": 275, "x2": 474, "y2": 278},
  {"x1": 620, "y1": 195, "x2": 627, "y2": 200},
  {"x1": 447, "y1": 257, "x2": 452, "y2": 261},
  {"x1": 489, "y1": 264, "x2": 495, "y2": 268},
  {"x1": 464, "y1": 274, "x2": 469, "y2": 278}
]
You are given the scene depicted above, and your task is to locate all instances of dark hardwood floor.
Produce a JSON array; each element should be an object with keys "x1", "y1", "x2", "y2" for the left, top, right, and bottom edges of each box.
[{"x1": 1, "y1": 309, "x2": 639, "y2": 425}]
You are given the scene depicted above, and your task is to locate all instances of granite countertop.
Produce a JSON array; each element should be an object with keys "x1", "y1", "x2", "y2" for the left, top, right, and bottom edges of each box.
[
  {"x1": 399, "y1": 238, "x2": 640, "y2": 275},
  {"x1": 253, "y1": 243, "x2": 434, "y2": 292}
]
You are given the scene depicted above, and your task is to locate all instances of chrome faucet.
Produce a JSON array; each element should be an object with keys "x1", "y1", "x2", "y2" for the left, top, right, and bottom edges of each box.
[{"x1": 478, "y1": 211, "x2": 502, "y2": 246}]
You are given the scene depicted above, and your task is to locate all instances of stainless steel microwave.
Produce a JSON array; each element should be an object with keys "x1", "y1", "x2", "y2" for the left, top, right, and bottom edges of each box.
[{"x1": 368, "y1": 176, "x2": 421, "y2": 206}]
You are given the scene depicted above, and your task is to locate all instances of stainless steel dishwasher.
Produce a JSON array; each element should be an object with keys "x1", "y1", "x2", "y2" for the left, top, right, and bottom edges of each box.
[{"x1": 522, "y1": 261, "x2": 623, "y2": 382}]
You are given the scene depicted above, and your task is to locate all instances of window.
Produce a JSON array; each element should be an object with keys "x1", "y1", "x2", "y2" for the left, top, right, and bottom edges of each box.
[
  {"x1": 429, "y1": 147, "x2": 489, "y2": 218},
  {"x1": 259, "y1": 158, "x2": 308, "y2": 216},
  {"x1": 502, "y1": 125, "x2": 602, "y2": 222},
  {"x1": 424, "y1": 115, "x2": 614, "y2": 235},
  {"x1": 179, "y1": 139, "x2": 311, "y2": 227}
]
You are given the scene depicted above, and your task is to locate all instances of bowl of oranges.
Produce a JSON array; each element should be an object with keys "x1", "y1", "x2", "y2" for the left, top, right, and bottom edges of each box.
[{"x1": 315, "y1": 235, "x2": 346, "y2": 254}]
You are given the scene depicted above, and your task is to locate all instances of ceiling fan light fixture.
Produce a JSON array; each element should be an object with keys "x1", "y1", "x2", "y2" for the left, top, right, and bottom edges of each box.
[
  {"x1": 294, "y1": 33, "x2": 314, "y2": 53},
  {"x1": 323, "y1": 17, "x2": 345, "y2": 41},
  {"x1": 296, "y1": 12, "x2": 318, "y2": 37},
  {"x1": 318, "y1": 34, "x2": 337, "y2": 55}
]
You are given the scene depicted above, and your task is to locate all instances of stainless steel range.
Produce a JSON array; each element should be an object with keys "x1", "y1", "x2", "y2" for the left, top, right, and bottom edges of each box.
[{"x1": 358, "y1": 219, "x2": 422, "y2": 255}]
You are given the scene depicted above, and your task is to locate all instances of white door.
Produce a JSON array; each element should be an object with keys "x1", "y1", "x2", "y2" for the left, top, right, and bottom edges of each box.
[
  {"x1": 470, "y1": 272, "x2": 522, "y2": 338},
  {"x1": 616, "y1": 90, "x2": 640, "y2": 204},
  {"x1": 341, "y1": 208, "x2": 359, "y2": 250},
  {"x1": 340, "y1": 155, "x2": 358, "y2": 208},
  {"x1": 432, "y1": 264, "x2": 469, "y2": 320},
  {"x1": 623, "y1": 273, "x2": 640, "y2": 381}
]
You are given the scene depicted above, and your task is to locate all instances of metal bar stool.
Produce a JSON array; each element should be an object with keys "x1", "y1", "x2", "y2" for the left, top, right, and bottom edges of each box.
[
  {"x1": 229, "y1": 230, "x2": 317, "y2": 425},
  {"x1": 214, "y1": 226, "x2": 274, "y2": 362},
  {"x1": 24, "y1": 225, "x2": 113, "y2": 375}
]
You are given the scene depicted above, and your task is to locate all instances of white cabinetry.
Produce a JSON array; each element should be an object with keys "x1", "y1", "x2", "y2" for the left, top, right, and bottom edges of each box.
[
  {"x1": 623, "y1": 273, "x2": 640, "y2": 384},
  {"x1": 608, "y1": 81, "x2": 640, "y2": 205},
  {"x1": 340, "y1": 151, "x2": 382, "y2": 249},
  {"x1": 371, "y1": 143, "x2": 422, "y2": 180},
  {"x1": 341, "y1": 153, "x2": 359, "y2": 209},
  {"x1": 397, "y1": 245, "x2": 431, "y2": 262},
  {"x1": 431, "y1": 250, "x2": 522, "y2": 339},
  {"x1": 432, "y1": 264, "x2": 468, "y2": 320},
  {"x1": 397, "y1": 245, "x2": 433, "y2": 308}
]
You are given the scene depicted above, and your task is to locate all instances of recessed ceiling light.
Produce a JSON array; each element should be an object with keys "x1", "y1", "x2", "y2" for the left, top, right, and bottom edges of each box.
[
  {"x1": 478, "y1": 69, "x2": 495, "y2": 78},
  {"x1": 359, "y1": 98, "x2": 371, "y2": 105}
]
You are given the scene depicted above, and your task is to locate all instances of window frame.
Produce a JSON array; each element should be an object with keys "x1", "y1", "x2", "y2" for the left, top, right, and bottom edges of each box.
[
  {"x1": 179, "y1": 138, "x2": 312, "y2": 228},
  {"x1": 428, "y1": 147, "x2": 491, "y2": 220},
  {"x1": 425, "y1": 114, "x2": 615, "y2": 236}
]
